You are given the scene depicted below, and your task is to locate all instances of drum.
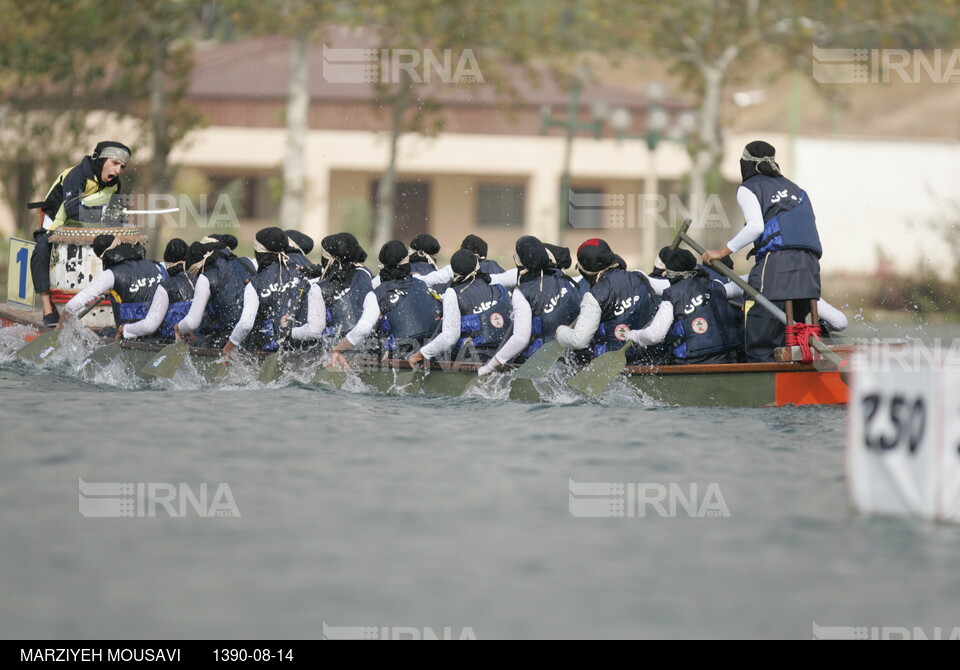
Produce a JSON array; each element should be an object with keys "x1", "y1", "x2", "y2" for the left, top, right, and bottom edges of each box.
[{"x1": 48, "y1": 226, "x2": 149, "y2": 328}]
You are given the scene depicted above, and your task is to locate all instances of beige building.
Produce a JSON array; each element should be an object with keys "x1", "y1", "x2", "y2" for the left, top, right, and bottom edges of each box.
[{"x1": 170, "y1": 35, "x2": 704, "y2": 268}]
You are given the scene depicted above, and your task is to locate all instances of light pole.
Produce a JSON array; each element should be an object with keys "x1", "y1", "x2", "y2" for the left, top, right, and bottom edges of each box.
[{"x1": 539, "y1": 67, "x2": 604, "y2": 244}]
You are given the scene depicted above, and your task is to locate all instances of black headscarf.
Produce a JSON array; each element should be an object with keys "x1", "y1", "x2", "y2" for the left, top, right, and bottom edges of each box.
[
  {"x1": 210, "y1": 234, "x2": 239, "y2": 251},
  {"x1": 663, "y1": 248, "x2": 703, "y2": 282},
  {"x1": 460, "y1": 234, "x2": 489, "y2": 259},
  {"x1": 409, "y1": 233, "x2": 440, "y2": 268},
  {"x1": 515, "y1": 235, "x2": 551, "y2": 285},
  {"x1": 544, "y1": 243, "x2": 572, "y2": 270},
  {"x1": 576, "y1": 238, "x2": 618, "y2": 286},
  {"x1": 320, "y1": 232, "x2": 367, "y2": 291},
  {"x1": 253, "y1": 227, "x2": 289, "y2": 272},
  {"x1": 378, "y1": 240, "x2": 411, "y2": 282},
  {"x1": 163, "y1": 238, "x2": 190, "y2": 277},
  {"x1": 450, "y1": 248, "x2": 490, "y2": 288},
  {"x1": 740, "y1": 140, "x2": 782, "y2": 182},
  {"x1": 92, "y1": 234, "x2": 140, "y2": 271},
  {"x1": 285, "y1": 229, "x2": 315, "y2": 256},
  {"x1": 188, "y1": 240, "x2": 228, "y2": 275}
]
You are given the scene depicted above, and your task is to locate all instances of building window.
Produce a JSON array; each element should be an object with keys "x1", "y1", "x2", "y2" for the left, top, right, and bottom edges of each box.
[
  {"x1": 567, "y1": 186, "x2": 605, "y2": 229},
  {"x1": 477, "y1": 184, "x2": 525, "y2": 228}
]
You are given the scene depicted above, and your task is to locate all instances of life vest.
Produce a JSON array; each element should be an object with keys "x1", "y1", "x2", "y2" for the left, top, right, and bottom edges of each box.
[
  {"x1": 158, "y1": 271, "x2": 195, "y2": 341},
  {"x1": 108, "y1": 260, "x2": 167, "y2": 325},
  {"x1": 45, "y1": 160, "x2": 121, "y2": 230},
  {"x1": 244, "y1": 262, "x2": 308, "y2": 352},
  {"x1": 741, "y1": 175, "x2": 822, "y2": 262},
  {"x1": 320, "y1": 268, "x2": 374, "y2": 339},
  {"x1": 589, "y1": 268, "x2": 658, "y2": 357},
  {"x1": 480, "y1": 258, "x2": 505, "y2": 274},
  {"x1": 410, "y1": 261, "x2": 437, "y2": 276},
  {"x1": 516, "y1": 271, "x2": 580, "y2": 359},
  {"x1": 664, "y1": 276, "x2": 741, "y2": 360},
  {"x1": 198, "y1": 256, "x2": 253, "y2": 343},
  {"x1": 455, "y1": 281, "x2": 511, "y2": 352},
  {"x1": 375, "y1": 277, "x2": 442, "y2": 350}
]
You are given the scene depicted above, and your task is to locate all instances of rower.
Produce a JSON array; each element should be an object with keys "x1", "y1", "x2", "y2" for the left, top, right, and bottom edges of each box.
[
  {"x1": 460, "y1": 234, "x2": 505, "y2": 274},
  {"x1": 478, "y1": 236, "x2": 579, "y2": 375},
  {"x1": 408, "y1": 233, "x2": 443, "y2": 276},
  {"x1": 120, "y1": 238, "x2": 195, "y2": 343},
  {"x1": 222, "y1": 227, "x2": 323, "y2": 358},
  {"x1": 60, "y1": 234, "x2": 165, "y2": 333},
  {"x1": 317, "y1": 232, "x2": 380, "y2": 368},
  {"x1": 372, "y1": 241, "x2": 443, "y2": 358},
  {"x1": 285, "y1": 230, "x2": 315, "y2": 270},
  {"x1": 409, "y1": 248, "x2": 512, "y2": 367},
  {"x1": 30, "y1": 141, "x2": 131, "y2": 327},
  {"x1": 626, "y1": 249, "x2": 742, "y2": 365},
  {"x1": 174, "y1": 238, "x2": 254, "y2": 348},
  {"x1": 555, "y1": 238, "x2": 663, "y2": 364}
]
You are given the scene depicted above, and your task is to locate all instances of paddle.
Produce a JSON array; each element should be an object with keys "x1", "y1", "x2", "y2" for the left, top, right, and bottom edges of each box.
[
  {"x1": 567, "y1": 219, "x2": 694, "y2": 397},
  {"x1": 513, "y1": 339, "x2": 565, "y2": 380},
  {"x1": 141, "y1": 341, "x2": 189, "y2": 378},
  {"x1": 15, "y1": 296, "x2": 105, "y2": 362},
  {"x1": 677, "y1": 229, "x2": 846, "y2": 373},
  {"x1": 81, "y1": 340, "x2": 123, "y2": 371}
]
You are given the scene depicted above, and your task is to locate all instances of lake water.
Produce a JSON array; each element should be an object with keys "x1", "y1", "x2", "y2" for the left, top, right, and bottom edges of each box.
[{"x1": 1, "y1": 319, "x2": 959, "y2": 640}]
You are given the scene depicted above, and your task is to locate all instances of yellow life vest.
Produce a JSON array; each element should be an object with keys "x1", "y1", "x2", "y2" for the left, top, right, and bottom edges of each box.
[{"x1": 46, "y1": 167, "x2": 120, "y2": 230}]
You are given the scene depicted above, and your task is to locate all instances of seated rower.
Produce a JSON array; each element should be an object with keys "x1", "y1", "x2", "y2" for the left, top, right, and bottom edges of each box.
[
  {"x1": 317, "y1": 232, "x2": 380, "y2": 368},
  {"x1": 60, "y1": 234, "x2": 165, "y2": 333},
  {"x1": 555, "y1": 239, "x2": 663, "y2": 365},
  {"x1": 409, "y1": 249, "x2": 512, "y2": 367},
  {"x1": 120, "y1": 238, "x2": 195, "y2": 343},
  {"x1": 373, "y1": 241, "x2": 443, "y2": 359},
  {"x1": 461, "y1": 234, "x2": 505, "y2": 274},
  {"x1": 409, "y1": 233, "x2": 443, "y2": 276},
  {"x1": 478, "y1": 236, "x2": 579, "y2": 375},
  {"x1": 626, "y1": 249, "x2": 742, "y2": 365},
  {"x1": 222, "y1": 227, "x2": 324, "y2": 358},
  {"x1": 175, "y1": 238, "x2": 256, "y2": 348}
]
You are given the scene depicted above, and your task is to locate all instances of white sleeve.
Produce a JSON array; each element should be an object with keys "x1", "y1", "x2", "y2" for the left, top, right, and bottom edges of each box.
[
  {"x1": 556, "y1": 293, "x2": 602, "y2": 350},
  {"x1": 489, "y1": 267, "x2": 519, "y2": 290},
  {"x1": 123, "y1": 286, "x2": 169, "y2": 339},
  {"x1": 228, "y1": 283, "x2": 260, "y2": 347},
  {"x1": 65, "y1": 270, "x2": 115, "y2": 314},
  {"x1": 639, "y1": 272, "x2": 670, "y2": 297},
  {"x1": 345, "y1": 291, "x2": 381, "y2": 346},
  {"x1": 818, "y1": 299, "x2": 848, "y2": 331},
  {"x1": 626, "y1": 300, "x2": 674, "y2": 346},
  {"x1": 726, "y1": 186, "x2": 766, "y2": 253},
  {"x1": 419, "y1": 288, "x2": 461, "y2": 360},
  {"x1": 724, "y1": 280, "x2": 744, "y2": 300},
  {"x1": 490, "y1": 290, "x2": 532, "y2": 365},
  {"x1": 417, "y1": 265, "x2": 454, "y2": 287},
  {"x1": 292, "y1": 284, "x2": 327, "y2": 341},
  {"x1": 371, "y1": 275, "x2": 381, "y2": 289},
  {"x1": 176, "y1": 273, "x2": 210, "y2": 335}
]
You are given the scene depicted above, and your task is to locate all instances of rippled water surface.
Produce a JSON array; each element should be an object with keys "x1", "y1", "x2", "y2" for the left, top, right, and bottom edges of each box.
[{"x1": 1, "y1": 322, "x2": 958, "y2": 639}]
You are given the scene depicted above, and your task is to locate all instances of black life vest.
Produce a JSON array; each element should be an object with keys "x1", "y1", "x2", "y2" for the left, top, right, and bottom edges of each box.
[
  {"x1": 664, "y1": 276, "x2": 741, "y2": 360},
  {"x1": 199, "y1": 256, "x2": 253, "y2": 343},
  {"x1": 516, "y1": 271, "x2": 580, "y2": 359},
  {"x1": 158, "y1": 271, "x2": 195, "y2": 341},
  {"x1": 589, "y1": 268, "x2": 658, "y2": 357},
  {"x1": 320, "y1": 268, "x2": 374, "y2": 339},
  {"x1": 244, "y1": 262, "x2": 309, "y2": 352},
  {"x1": 741, "y1": 174, "x2": 822, "y2": 261},
  {"x1": 108, "y1": 259, "x2": 166, "y2": 325},
  {"x1": 375, "y1": 277, "x2": 442, "y2": 350},
  {"x1": 454, "y1": 281, "x2": 511, "y2": 352}
]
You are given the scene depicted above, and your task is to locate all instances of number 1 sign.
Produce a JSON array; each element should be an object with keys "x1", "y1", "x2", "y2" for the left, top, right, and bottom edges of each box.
[{"x1": 7, "y1": 238, "x2": 36, "y2": 310}]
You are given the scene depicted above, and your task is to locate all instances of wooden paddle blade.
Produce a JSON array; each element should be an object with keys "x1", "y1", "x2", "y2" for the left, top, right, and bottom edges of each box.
[
  {"x1": 82, "y1": 341, "x2": 123, "y2": 369},
  {"x1": 141, "y1": 342, "x2": 189, "y2": 378},
  {"x1": 257, "y1": 352, "x2": 282, "y2": 384},
  {"x1": 208, "y1": 363, "x2": 230, "y2": 386},
  {"x1": 394, "y1": 369, "x2": 424, "y2": 393},
  {"x1": 15, "y1": 331, "x2": 61, "y2": 362},
  {"x1": 508, "y1": 377, "x2": 541, "y2": 402},
  {"x1": 567, "y1": 346, "x2": 629, "y2": 397},
  {"x1": 312, "y1": 367, "x2": 347, "y2": 389},
  {"x1": 514, "y1": 339, "x2": 565, "y2": 380}
]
